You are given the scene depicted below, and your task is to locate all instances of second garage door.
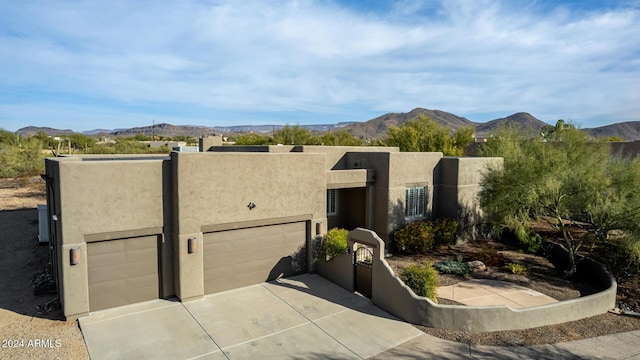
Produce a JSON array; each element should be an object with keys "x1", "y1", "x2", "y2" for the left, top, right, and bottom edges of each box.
[{"x1": 203, "y1": 222, "x2": 307, "y2": 294}]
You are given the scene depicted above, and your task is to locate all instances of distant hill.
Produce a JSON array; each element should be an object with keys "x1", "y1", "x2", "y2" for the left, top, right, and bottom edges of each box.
[
  {"x1": 474, "y1": 112, "x2": 549, "y2": 138},
  {"x1": 16, "y1": 126, "x2": 75, "y2": 137},
  {"x1": 82, "y1": 128, "x2": 114, "y2": 136},
  {"x1": 342, "y1": 108, "x2": 549, "y2": 139},
  {"x1": 14, "y1": 110, "x2": 640, "y2": 141},
  {"x1": 342, "y1": 108, "x2": 476, "y2": 139},
  {"x1": 110, "y1": 123, "x2": 217, "y2": 137},
  {"x1": 582, "y1": 121, "x2": 640, "y2": 141},
  {"x1": 16, "y1": 122, "x2": 354, "y2": 138}
]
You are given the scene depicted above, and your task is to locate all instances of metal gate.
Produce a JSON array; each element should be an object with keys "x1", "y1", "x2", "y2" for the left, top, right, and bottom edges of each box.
[{"x1": 354, "y1": 246, "x2": 373, "y2": 298}]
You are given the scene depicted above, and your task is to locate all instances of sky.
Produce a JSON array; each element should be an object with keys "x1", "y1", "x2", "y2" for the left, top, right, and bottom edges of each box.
[{"x1": 1, "y1": 0, "x2": 639, "y2": 132}]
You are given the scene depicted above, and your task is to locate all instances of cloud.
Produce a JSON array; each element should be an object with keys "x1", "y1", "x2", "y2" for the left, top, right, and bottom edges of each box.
[{"x1": 0, "y1": 0, "x2": 638, "y2": 131}]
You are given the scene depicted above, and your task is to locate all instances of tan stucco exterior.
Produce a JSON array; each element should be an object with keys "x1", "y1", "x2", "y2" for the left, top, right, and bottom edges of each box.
[
  {"x1": 45, "y1": 146, "x2": 497, "y2": 319},
  {"x1": 319, "y1": 228, "x2": 616, "y2": 331}
]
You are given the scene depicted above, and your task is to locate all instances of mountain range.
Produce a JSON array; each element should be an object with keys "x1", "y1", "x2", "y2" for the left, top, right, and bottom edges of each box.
[{"x1": 15, "y1": 108, "x2": 640, "y2": 141}]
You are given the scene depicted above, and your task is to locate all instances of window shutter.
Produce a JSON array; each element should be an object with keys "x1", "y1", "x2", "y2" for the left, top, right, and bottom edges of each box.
[
  {"x1": 417, "y1": 187, "x2": 425, "y2": 217},
  {"x1": 405, "y1": 188, "x2": 413, "y2": 217},
  {"x1": 405, "y1": 186, "x2": 426, "y2": 219}
]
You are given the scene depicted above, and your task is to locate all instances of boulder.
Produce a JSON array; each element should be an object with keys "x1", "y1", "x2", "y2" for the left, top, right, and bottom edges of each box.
[{"x1": 466, "y1": 260, "x2": 486, "y2": 272}]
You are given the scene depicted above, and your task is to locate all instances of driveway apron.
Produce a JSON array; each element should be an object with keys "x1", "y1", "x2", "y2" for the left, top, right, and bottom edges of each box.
[{"x1": 79, "y1": 273, "x2": 423, "y2": 359}]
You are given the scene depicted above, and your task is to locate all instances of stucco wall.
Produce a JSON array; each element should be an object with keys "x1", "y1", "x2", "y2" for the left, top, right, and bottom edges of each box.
[
  {"x1": 321, "y1": 229, "x2": 617, "y2": 332},
  {"x1": 171, "y1": 152, "x2": 327, "y2": 300},
  {"x1": 435, "y1": 157, "x2": 503, "y2": 240},
  {"x1": 47, "y1": 147, "x2": 506, "y2": 320},
  {"x1": 298, "y1": 146, "x2": 399, "y2": 171},
  {"x1": 198, "y1": 136, "x2": 223, "y2": 152},
  {"x1": 45, "y1": 156, "x2": 169, "y2": 319},
  {"x1": 387, "y1": 152, "x2": 443, "y2": 235},
  {"x1": 345, "y1": 152, "x2": 391, "y2": 241},
  {"x1": 171, "y1": 152, "x2": 325, "y2": 233}
]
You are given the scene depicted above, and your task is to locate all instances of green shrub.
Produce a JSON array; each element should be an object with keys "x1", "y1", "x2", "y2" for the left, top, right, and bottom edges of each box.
[
  {"x1": 433, "y1": 217, "x2": 458, "y2": 246},
  {"x1": 0, "y1": 139, "x2": 46, "y2": 178},
  {"x1": 470, "y1": 244, "x2": 503, "y2": 267},
  {"x1": 505, "y1": 262, "x2": 529, "y2": 275},
  {"x1": 434, "y1": 260, "x2": 470, "y2": 276},
  {"x1": 513, "y1": 224, "x2": 545, "y2": 254},
  {"x1": 322, "y1": 228, "x2": 348, "y2": 261},
  {"x1": 393, "y1": 221, "x2": 436, "y2": 254},
  {"x1": 400, "y1": 263, "x2": 439, "y2": 301}
]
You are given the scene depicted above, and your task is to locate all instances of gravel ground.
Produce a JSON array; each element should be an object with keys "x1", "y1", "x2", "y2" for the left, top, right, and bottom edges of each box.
[
  {"x1": 0, "y1": 178, "x2": 89, "y2": 360},
  {"x1": 387, "y1": 240, "x2": 640, "y2": 346}
]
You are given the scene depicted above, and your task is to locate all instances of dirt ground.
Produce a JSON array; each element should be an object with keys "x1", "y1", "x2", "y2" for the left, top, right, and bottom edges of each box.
[
  {"x1": 387, "y1": 240, "x2": 640, "y2": 346},
  {"x1": 0, "y1": 177, "x2": 89, "y2": 360}
]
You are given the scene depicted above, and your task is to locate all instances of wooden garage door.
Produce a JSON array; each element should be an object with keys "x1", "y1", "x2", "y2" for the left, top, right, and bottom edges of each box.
[
  {"x1": 87, "y1": 235, "x2": 159, "y2": 312},
  {"x1": 203, "y1": 222, "x2": 307, "y2": 294}
]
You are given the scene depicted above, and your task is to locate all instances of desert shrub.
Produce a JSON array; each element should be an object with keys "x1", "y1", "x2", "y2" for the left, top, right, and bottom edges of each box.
[
  {"x1": 512, "y1": 224, "x2": 545, "y2": 254},
  {"x1": 505, "y1": 263, "x2": 529, "y2": 275},
  {"x1": 393, "y1": 221, "x2": 436, "y2": 254},
  {"x1": 433, "y1": 217, "x2": 458, "y2": 246},
  {"x1": 434, "y1": 260, "x2": 470, "y2": 277},
  {"x1": 0, "y1": 139, "x2": 46, "y2": 178},
  {"x1": 470, "y1": 244, "x2": 503, "y2": 267},
  {"x1": 322, "y1": 227, "x2": 348, "y2": 261},
  {"x1": 400, "y1": 263, "x2": 439, "y2": 301}
]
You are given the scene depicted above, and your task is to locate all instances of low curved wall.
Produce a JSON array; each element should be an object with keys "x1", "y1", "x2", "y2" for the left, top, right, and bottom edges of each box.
[{"x1": 318, "y1": 228, "x2": 617, "y2": 332}]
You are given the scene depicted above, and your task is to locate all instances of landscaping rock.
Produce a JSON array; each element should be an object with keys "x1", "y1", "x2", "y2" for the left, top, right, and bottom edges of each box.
[{"x1": 467, "y1": 260, "x2": 487, "y2": 272}]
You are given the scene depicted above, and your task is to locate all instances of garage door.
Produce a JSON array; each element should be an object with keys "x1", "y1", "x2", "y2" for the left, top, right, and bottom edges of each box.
[
  {"x1": 87, "y1": 235, "x2": 159, "y2": 312},
  {"x1": 203, "y1": 222, "x2": 307, "y2": 294}
]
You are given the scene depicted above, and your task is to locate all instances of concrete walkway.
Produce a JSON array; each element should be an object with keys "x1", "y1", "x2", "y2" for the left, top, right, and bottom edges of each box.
[
  {"x1": 79, "y1": 274, "x2": 422, "y2": 359},
  {"x1": 437, "y1": 279, "x2": 558, "y2": 309},
  {"x1": 371, "y1": 330, "x2": 640, "y2": 359}
]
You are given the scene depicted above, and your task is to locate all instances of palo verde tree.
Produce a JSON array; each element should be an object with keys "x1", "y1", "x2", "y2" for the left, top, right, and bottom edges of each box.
[
  {"x1": 384, "y1": 115, "x2": 474, "y2": 156},
  {"x1": 479, "y1": 122, "x2": 640, "y2": 276}
]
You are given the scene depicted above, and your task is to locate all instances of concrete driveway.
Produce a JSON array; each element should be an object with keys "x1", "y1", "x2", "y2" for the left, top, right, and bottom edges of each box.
[{"x1": 79, "y1": 274, "x2": 422, "y2": 359}]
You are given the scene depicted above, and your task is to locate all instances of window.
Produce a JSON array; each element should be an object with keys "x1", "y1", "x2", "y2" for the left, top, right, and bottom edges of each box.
[
  {"x1": 405, "y1": 186, "x2": 426, "y2": 219},
  {"x1": 327, "y1": 189, "x2": 337, "y2": 215}
]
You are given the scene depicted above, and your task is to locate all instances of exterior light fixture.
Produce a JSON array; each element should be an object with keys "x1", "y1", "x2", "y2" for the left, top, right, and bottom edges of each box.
[
  {"x1": 188, "y1": 237, "x2": 197, "y2": 254},
  {"x1": 70, "y1": 248, "x2": 81, "y2": 265},
  {"x1": 247, "y1": 202, "x2": 256, "y2": 210}
]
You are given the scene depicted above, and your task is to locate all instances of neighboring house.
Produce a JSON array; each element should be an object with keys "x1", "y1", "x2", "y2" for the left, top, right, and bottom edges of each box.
[
  {"x1": 148, "y1": 140, "x2": 187, "y2": 148},
  {"x1": 43, "y1": 146, "x2": 500, "y2": 320}
]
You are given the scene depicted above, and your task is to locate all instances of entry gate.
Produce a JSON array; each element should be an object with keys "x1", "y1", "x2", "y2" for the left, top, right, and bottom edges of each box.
[{"x1": 354, "y1": 246, "x2": 373, "y2": 298}]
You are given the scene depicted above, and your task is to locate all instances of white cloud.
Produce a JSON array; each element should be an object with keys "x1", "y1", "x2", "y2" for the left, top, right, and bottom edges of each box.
[{"x1": 0, "y1": 0, "x2": 639, "y2": 131}]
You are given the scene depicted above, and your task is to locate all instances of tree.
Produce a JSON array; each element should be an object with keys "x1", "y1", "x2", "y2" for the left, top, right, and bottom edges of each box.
[
  {"x1": 539, "y1": 119, "x2": 575, "y2": 142},
  {"x1": 0, "y1": 137, "x2": 45, "y2": 178},
  {"x1": 30, "y1": 131, "x2": 58, "y2": 148},
  {"x1": 272, "y1": 125, "x2": 315, "y2": 145},
  {"x1": 234, "y1": 133, "x2": 273, "y2": 145},
  {"x1": 0, "y1": 129, "x2": 20, "y2": 146},
  {"x1": 317, "y1": 130, "x2": 364, "y2": 146},
  {"x1": 384, "y1": 115, "x2": 474, "y2": 155},
  {"x1": 600, "y1": 136, "x2": 624, "y2": 142},
  {"x1": 67, "y1": 133, "x2": 96, "y2": 151},
  {"x1": 134, "y1": 134, "x2": 151, "y2": 141},
  {"x1": 479, "y1": 122, "x2": 640, "y2": 276}
]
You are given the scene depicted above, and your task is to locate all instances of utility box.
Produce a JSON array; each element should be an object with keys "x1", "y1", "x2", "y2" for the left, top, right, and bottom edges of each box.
[{"x1": 37, "y1": 204, "x2": 49, "y2": 244}]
